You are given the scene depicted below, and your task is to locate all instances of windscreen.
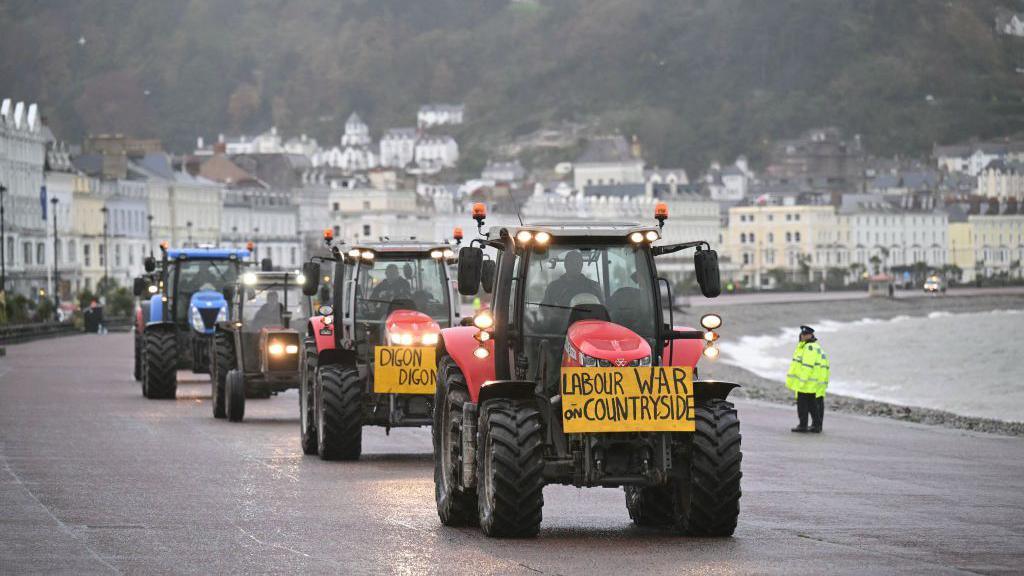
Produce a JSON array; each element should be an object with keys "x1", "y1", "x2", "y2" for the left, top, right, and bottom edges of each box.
[
  {"x1": 522, "y1": 244, "x2": 657, "y2": 343},
  {"x1": 242, "y1": 282, "x2": 305, "y2": 332},
  {"x1": 355, "y1": 255, "x2": 450, "y2": 325},
  {"x1": 170, "y1": 259, "x2": 239, "y2": 322}
]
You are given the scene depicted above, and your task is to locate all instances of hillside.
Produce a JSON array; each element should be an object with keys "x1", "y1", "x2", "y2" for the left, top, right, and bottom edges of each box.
[{"x1": 2, "y1": 0, "x2": 1023, "y2": 172}]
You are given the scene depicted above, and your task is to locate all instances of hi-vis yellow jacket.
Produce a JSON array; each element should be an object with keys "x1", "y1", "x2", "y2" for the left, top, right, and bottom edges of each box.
[{"x1": 786, "y1": 340, "x2": 830, "y2": 397}]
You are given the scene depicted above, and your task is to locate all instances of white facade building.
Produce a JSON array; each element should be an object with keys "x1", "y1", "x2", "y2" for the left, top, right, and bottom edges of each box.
[
  {"x1": 0, "y1": 98, "x2": 49, "y2": 297},
  {"x1": 976, "y1": 160, "x2": 1024, "y2": 201},
  {"x1": 413, "y1": 136, "x2": 459, "y2": 171},
  {"x1": 573, "y1": 136, "x2": 645, "y2": 194},
  {"x1": 417, "y1": 104, "x2": 464, "y2": 128},
  {"x1": 221, "y1": 188, "x2": 302, "y2": 268},
  {"x1": 380, "y1": 128, "x2": 418, "y2": 169}
]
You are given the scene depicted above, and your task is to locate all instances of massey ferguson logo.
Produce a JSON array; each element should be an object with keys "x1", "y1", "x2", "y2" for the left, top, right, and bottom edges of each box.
[{"x1": 613, "y1": 358, "x2": 628, "y2": 367}]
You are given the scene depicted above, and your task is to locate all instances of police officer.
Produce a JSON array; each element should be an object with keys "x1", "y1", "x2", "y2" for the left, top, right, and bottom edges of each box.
[{"x1": 786, "y1": 325, "x2": 830, "y2": 433}]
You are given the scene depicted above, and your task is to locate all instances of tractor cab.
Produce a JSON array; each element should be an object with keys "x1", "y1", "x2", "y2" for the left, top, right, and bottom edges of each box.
[
  {"x1": 209, "y1": 269, "x2": 310, "y2": 421},
  {"x1": 298, "y1": 235, "x2": 461, "y2": 459},
  {"x1": 432, "y1": 203, "x2": 742, "y2": 538}
]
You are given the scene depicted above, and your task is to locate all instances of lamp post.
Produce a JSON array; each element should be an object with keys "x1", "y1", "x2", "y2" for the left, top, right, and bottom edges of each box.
[
  {"x1": 101, "y1": 206, "x2": 109, "y2": 294},
  {"x1": 0, "y1": 183, "x2": 6, "y2": 295},
  {"x1": 147, "y1": 214, "x2": 154, "y2": 256},
  {"x1": 186, "y1": 220, "x2": 193, "y2": 247},
  {"x1": 51, "y1": 197, "x2": 59, "y2": 319}
]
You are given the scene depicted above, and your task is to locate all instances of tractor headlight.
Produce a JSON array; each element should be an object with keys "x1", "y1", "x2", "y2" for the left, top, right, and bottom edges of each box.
[
  {"x1": 534, "y1": 231, "x2": 551, "y2": 245},
  {"x1": 268, "y1": 342, "x2": 284, "y2": 356},
  {"x1": 473, "y1": 310, "x2": 494, "y2": 330},
  {"x1": 629, "y1": 232, "x2": 644, "y2": 243},
  {"x1": 700, "y1": 313, "x2": 723, "y2": 331},
  {"x1": 389, "y1": 332, "x2": 415, "y2": 346},
  {"x1": 190, "y1": 306, "x2": 204, "y2": 332},
  {"x1": 703, "y1": 345, "x2": 720, "y2": 361},
  {"x1": 645, "y1": 230, "x2": 659, "y2": 242},
  {"x1": 285, "y1": 344, "x2": 299, "y2": 354},
  {"x1": 147, "y1": 284, "x2": 158, "y2": 294},
  {"x1": 421, "y1": 333, "x2": 439, "y2": 346},
  {"x1": 243, "y1": 272, "x2": 258, "y2": 286}
]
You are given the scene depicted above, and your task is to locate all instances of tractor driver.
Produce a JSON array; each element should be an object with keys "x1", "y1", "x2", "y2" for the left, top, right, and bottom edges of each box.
[
  {"x1": 251, "y1": 290, "x2": 285, "y2": 328},
  {"x1": 542, "y1": 250, "x2": 603, "y2": 308},
  {"x1": 371, "y1": 264, "x2": 413, "y2": 302}
]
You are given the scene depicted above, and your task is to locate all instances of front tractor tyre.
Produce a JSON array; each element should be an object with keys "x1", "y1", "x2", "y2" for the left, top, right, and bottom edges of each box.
[
  {"x1": 672, "y1": 399, "x2": 742, "y2": 536},
  {"x1": 143, "y1": 330, "x2": 177, "y2": 399},
  {"x1": 317, "y1": 365, "x2": 362, "y2": 461},
  {"x1": 133, "y1": 331, "x2": 142, "y2": 382},
  {"x1": 226, "y1": 369, "x2": 246, "y2": 422},
  {"x1": 477, "y1": 398, "x2": 545, "y2": 538},
  {"x1": 211, "y1": 331, "x2": 235, "y2": 419},
  {"x1": 299, "y1": 340, "x2": 318, "y2": 455},
  {"x1": 434, "y1": 356, "x2": 478, "y2": 526}
]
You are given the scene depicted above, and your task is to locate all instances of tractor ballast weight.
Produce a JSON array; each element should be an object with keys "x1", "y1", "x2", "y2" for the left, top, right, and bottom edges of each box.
[
  {"x1": 433, "y1": 210, "x2": 743, "y2": 537},
  {"x1": 300, "y1": 238, "x2": 461, "y2": 459}
]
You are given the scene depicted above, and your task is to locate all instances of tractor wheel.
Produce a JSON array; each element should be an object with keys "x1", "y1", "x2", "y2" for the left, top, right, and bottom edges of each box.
[
  {"x1": 133, "y1": 331, "x2": 142, "y2": 382},
  {"x1": 299, "y1": 340, "x2": 318, "y2": 455},
  {"x1": 226, "y1": 369, "x2": 246, "y2": 422},
  {"x1": 671, "y1": 399, "x2": 742, "y2": 536},
  {"x1": 477, "y1": 398, "x2": 544, "y2": 538},
  {"x1": 211, "y1": 331, "x2": 234, "y2": 419},
  {"x1": 143, "y1": 330, "x2": 177, "y2": 399},
  {"x1": 317, "y1": 365, "x2": 362, "y2": 461},
  {"x1": 434, "y1": 356, "x2": 478, "y2": 526},
  {"x1": 624, "y1": 484, "x2": 673, "y2": 527}
]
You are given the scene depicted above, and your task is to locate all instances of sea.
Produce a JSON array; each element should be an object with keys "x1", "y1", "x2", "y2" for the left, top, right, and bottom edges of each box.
[{"x1": 720, "y1": 309, "x2": 1024, "y2": 423}]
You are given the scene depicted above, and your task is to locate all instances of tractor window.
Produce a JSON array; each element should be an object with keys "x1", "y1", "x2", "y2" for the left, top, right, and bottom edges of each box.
[
  {"x1": 355, "y1": 256, "x2": 450, "y2": 324},
  {"x1": 242, "y1": 283, "x2": 305, "y2": 333},
  {"x1": 169, "y1": 259, "x2": 239, "y2": 322},
  {"x1": 522, "y1": 244, "x2": 656, "y2": 341}
]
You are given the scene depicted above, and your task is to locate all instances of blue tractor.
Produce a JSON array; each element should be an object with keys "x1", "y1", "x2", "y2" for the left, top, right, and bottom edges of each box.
[{"x1": 133, "y1": 245, "x2": 251, "y2": 399}]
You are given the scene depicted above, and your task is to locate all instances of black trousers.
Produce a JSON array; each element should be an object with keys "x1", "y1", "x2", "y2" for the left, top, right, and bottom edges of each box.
[{"x1": 797, "y1": 393, "x2": 824, "y2": 429}]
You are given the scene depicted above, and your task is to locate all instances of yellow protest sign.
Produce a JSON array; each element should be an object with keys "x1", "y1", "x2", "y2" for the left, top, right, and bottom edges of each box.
[
  {"x1": 374, "y1": 346, "x2": 437, "y2": 395},
  {"x1": 560, "y1": 366, "x2": 694, "y2": 433}
]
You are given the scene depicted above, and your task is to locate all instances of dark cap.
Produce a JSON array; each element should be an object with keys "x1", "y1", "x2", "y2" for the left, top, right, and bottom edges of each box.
[{"x1": 800, "y1": 325, "x2": 815, "y2": 335}]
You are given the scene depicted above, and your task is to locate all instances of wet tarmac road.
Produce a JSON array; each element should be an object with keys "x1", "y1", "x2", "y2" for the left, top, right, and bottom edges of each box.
[{"x1": 2, "y1": 334, "x2": 1023, "y2": 575}]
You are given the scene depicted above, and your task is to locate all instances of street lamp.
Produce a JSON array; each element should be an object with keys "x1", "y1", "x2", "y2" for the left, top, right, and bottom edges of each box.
[
  {"x1": 101, "y1": 206, "x2": 109, "y2": 293},
  {"x1": 51, "y1": 197, "x2": 60, "y2": 319},
  {"x1": 147, "y1": 214, "x2": 154, "y2": 256},
  {"x1": 186, "y1": 220, "x2": 193, "y2": 247}
]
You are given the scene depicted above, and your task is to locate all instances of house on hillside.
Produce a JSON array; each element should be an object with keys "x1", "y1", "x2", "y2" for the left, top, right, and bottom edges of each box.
[
  {"x1": 380, "y1": 128, "x2": 418, "y2": 168},
  {"x1": 573, "y1": 135, "x2": 645, "y2": 195},
  {"x1": 996, "y1": 9, "x2": 1024, "y2": 36},
  {"x1": 417, "y1": 104, "x2": 464, "y2": 128}
]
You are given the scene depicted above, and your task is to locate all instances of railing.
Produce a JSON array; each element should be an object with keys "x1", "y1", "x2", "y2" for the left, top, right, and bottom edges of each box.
[{"x1": 0, "y1": 318, "x2": 131, "y2": 346}]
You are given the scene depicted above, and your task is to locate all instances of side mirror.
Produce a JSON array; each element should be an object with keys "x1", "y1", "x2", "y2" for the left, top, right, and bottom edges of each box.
[
  {"x1": 144, "y1": 257, "x2": 156, "y2": 273},
  {"x1": 261, "y1": 258, "x2": 273, "y2": 272},
  {"x1": 457, "y1": 247, "x2": 483, "y2": 296},
  {"x1": 302, "y1": 262, "x2": 320, "y2": 296},
  {"x1": 132, "y1": 277, "x2": 147, "y2": 297},
  {"x1": 222, "y1": 286, "x2": 235, "y2": 301},
  {"x1": 694, "y1": 249, "x2": 722, "y2": 298},
  {"x1": 481, "y1": 259, "x2": 496, "y2": 294}
]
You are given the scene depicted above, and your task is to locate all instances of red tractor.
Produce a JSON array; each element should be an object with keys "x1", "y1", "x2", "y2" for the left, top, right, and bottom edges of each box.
[
  {"x1": 433, "y1": 203, "x2": 741, "y2": 537},
  {"x1": 299, "y1": 234, "x2": 462, "y2": 460}
]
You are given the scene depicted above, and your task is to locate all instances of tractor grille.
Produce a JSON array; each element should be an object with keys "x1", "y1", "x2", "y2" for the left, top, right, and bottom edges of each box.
[{"x1": 198, "y1": 308, "x2": 220, "y2": 329}]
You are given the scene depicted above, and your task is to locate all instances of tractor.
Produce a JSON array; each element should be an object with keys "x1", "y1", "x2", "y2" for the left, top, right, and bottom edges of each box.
[
  {"x1": 432, "y1": 203, "x2": 742, "y2": 537},
  {"x1": 299, "y1": 232, "x2": 462, "y2": 459},
  {"x1": 209, "y1": 269, "x2": 310, "y2": 421},
  {"x1": 132, "y1": 243, "x2": 250, "y2": 399}
]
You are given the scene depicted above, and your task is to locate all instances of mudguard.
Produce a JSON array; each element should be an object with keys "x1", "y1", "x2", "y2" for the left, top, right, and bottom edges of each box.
[
  {"x1": 438, "y1": 326, "x2": 495, "y2": 403},
  {"x1": 307, "y1": 315, "x2": 335, "y2": 354},
  {"x1": 146, "y1": 294, "x2": 165, "y2": 325},
  {"x1": 662, "y1": 325, "x2": 705, "y2": 367},
  {"x1": 478, "y1": 380, "x2": 534, "y2": 405},
  {"x1": 694, "y1": 380, "x2": 741, "y2": 402}
]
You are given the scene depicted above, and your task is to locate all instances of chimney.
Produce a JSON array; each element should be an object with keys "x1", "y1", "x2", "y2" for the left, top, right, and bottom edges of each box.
[{"x1": 214, "y1": 142, "x2": 227, "y2": 155}]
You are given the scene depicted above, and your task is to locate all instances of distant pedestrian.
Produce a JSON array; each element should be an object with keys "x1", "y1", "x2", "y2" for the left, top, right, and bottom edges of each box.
[{"x1": 786, "y1": 325, "x2": 830, "y2": 433}]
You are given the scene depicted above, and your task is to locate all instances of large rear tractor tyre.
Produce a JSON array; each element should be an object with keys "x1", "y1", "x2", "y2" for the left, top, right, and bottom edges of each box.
[
  {"x1": 211, "y1": 331, "x2": 235, "y2": 419},
  {"x1": 226, "y1": 369, "x2": 246, "y2": 422},
  {"x1": 317, "y1": 365, "x2": 362, "y2": 461},
  {"x1": 143, "y1": 330, "x2": 177, "y2": 399},
  {"x1": 434, "y1": 356, "x2": 478, "y2": 526},
  {"x1": 671, "y1": 399, "x2": 742, "y2": 536},
  {"x1": 299, "y1": 340, "x2": 318, "y2": 455},
  {"x1": 477, "y1": 398, "x2": 544, "y2": 538}
]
